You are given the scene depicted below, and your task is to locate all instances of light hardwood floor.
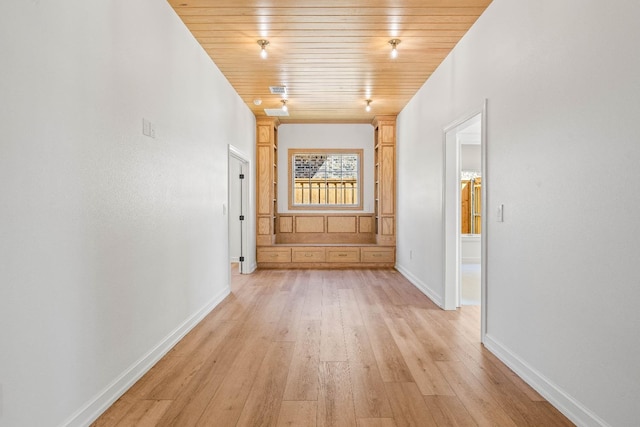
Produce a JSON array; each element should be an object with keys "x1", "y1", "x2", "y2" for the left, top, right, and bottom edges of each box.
[{"x1": 92, "y1": 268, "x2": 573, "y2": 426}]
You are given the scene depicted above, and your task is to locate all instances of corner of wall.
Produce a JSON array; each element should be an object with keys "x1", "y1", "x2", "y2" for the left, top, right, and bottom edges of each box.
[
  {"x1": 63, "y1": 287, "x2": 230, "y2": 427},
  {"x1": 395, "y1": 264, "x2": 443, "y2": 308},
  {"x1": 483, "y1": 334, "x2": 611, "y2": 427}
]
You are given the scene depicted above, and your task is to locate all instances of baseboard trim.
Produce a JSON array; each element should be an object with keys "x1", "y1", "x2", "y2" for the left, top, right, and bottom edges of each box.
[
  {"x1": 61, "y1": 285, "x2": 231, "y2": 427},
  {"x1": 245, "y1": 261, "x2": 258, "y2": 274},
  {"x1": 395, "y1": 263, "x2": 444, "y2": 308},
  {"x1": 483, "y1": 334, "x2": 610, "y2": 427}
]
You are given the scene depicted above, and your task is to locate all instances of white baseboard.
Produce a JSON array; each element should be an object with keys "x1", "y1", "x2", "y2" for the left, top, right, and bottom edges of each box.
[
  {"x1": 483, "y1": 334, "x2": 610, "y2": 427},
  {"x1": 61, "y1": 285, "x2": 231, "y2": 427},
  {"x1": 245, "y1": 261, "x2": 257, "y2": 274},
  {"x1": 395, "y1": 263, "x2": 443, "y2": 308}
]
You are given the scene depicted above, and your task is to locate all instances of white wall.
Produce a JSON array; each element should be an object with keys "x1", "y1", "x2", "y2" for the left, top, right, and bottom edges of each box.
[
  {"x1": 396, "y1": 0, "x2": 640, "y2": 425},
  {"x1": 0, "y1": 1, "x2": 255, "y2": 426},
  {"x1": 277, "y1": 124, "x2": 374, "y2": 213},
  {"x1": 461, "y1": 144, "x2": 481, "y2": 171}
]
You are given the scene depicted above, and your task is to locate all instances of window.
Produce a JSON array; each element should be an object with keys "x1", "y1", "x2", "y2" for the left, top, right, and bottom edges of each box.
[{"x1": 289, "y1": 149, "x2": 363, "y2": 210}]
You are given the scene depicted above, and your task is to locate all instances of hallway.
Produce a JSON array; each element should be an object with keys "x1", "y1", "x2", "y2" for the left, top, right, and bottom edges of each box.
[{"x1": 93, "y1": 268, "x2": 572, "y2": 426}]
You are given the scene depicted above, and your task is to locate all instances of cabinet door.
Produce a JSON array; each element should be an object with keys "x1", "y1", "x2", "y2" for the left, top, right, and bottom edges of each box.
[
  {"x1": 326, "y1": 248, "x2": 360, "y2": 263},
  {"x1": 361, "y1": 247, "x2": 395, "y2": 263},
  {"x1": 292, "y1": 247, "x2": 326, "y2": 263},
  {"x1": 257, "y1": 248, "x2": 291, "y2": 263}
]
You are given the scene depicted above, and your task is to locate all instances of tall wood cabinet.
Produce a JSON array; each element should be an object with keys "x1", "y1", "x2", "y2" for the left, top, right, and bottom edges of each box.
[
  {"x1": 372, "y1": 116, "x2": 396, "y2": 246},
  {"x1": 256, "y1": 118, "x2": 279, "y2": 246}
]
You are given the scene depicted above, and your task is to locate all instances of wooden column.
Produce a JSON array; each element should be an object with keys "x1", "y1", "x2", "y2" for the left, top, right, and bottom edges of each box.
[
  {"x1": 372, "y1": 116, "x2": 396, "y2": 246},
  {"x1": 256, "y1": 118, "x2": 279, "y2": 246}
]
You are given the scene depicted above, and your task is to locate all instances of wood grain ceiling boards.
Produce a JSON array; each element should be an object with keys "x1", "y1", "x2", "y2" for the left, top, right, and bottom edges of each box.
[{"x1": 168, "y1": 0, "x2": 492, "y2": 123}]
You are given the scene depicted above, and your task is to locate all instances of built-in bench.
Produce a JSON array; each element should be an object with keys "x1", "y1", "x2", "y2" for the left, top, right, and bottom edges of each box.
[{"x1": 257, "y1": 214, "x2": 395, "y2": 268}]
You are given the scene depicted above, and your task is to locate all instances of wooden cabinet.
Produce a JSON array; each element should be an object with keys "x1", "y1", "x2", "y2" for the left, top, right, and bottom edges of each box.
[
  {"x1": 292, "y1": 247, "x2": 326, "y2": 263},
  {"x1": 372, "y1": 116, "x2": 396, "y2": 246},
  {"x1": 326, "y1": 247, "x2": 360, "y2": 263},
  {"x1": 361, "y1": 247, "x2": 395, "y2": 263},
  {"x1": 256, "y1": 118, "x2": 279, "y2": 246},
  {"x1": 255, "y1": 115, "x2": 396, "y2": 269},
  {"x1": 258, "y1": 245, "x2": 392, "y2": 268},
  {"x1": 257, "y1": 247, "x2": 291, "y2": 263}
]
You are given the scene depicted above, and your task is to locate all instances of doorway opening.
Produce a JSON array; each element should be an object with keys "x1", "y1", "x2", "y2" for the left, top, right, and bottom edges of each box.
[
  {"x1": 228, "y1": 146, "x2": 250, "y2": 275},
  {"x1": 443, "y1": 102, "x2": 487, "y2": 340}
]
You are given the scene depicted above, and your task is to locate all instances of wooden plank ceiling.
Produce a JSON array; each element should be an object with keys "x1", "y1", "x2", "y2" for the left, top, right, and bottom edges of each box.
[{"x1": 168, "y1": 0, "x2": 492, "y2": 123}]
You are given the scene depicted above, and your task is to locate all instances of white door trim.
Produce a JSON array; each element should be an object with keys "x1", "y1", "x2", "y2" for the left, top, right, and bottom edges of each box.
[
  {"x1": 228, "y1": 145, "x2": 252, "y2": 276},
  {"x1": 442, "y1": 100, "x2": 488, "y2": 342}
]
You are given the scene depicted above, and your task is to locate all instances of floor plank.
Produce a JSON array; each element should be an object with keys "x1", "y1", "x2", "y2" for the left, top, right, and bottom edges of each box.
[
  {"x1": 383, "y1": 316, "x2": 455, "y2": 396},
  {"x1": 320, "y1": 303, "x2": 347, "y2": 362},
  {"x1": 91, "y1": 268, "x2": 573, "y2": 427},
  {"x1": 436, "y1": 361, "x2": 518, "y2": 426},
  {"x1": 317, "y1": 361, "x2": 357, "y2": 427},
  {"x1": 113, "y1": 399, "x2": 172, "y2": 427},
  {"x1": 235, "y1": 341, "x2": 296, "y2": 427},
  {"x1": 423, "y1": 395, "x2": 477, "y2": 427},
  {"x1": 357, "y1": 418, "x2": 398, "y2": 427},
  {"x1": 385, "y1": 382, "x2": 438, "y2": 427},
  {"x1": 282, "y1": 319, "x2": 321, "y2": 401},
  {"x1": 344, "y1": 325, "x2": 393, "y2": 418},
  {"x1": 360, "y1": 313, "x2": 413, "y2": 383},
  {"x1": 276, "y1": 401, "x2": 317, "y2": 427}
]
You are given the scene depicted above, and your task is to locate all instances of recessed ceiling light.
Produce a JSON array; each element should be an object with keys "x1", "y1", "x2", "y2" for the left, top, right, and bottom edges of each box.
[{"x1": 253, "y1": 99, "x2": 262, "y2": 105}]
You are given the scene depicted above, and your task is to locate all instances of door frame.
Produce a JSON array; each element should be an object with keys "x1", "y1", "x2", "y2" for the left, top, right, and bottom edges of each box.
[
  {"x1": 442, "y1": 100, "x2": 488, "y2": 341},
  {"x1": 228, "y1": 145, "x2": 252, "y2": 275}
]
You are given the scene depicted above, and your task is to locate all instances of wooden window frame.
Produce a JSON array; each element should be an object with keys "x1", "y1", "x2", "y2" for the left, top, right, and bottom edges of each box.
[{"x1": 288, "y1": 148, "x2": 363, "y2": 211}]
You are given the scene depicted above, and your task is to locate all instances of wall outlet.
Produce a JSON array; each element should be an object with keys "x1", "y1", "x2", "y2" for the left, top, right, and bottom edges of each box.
[{"x1": 409, "y1": 250, "x2": 413, "y2": 260}]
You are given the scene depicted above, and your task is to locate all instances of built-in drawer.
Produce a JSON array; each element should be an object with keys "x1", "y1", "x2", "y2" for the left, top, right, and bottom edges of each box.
[
  {"x1": 326, "y1": 247, "x2": 360, "y2": 263},
  {"x1": 292, "y1": 247, "x2": 326, "y2": 263},
  {"x1": 361, "y1": 247, "x2": 395, "y2": 263},
  {"x1": 257, "y1": 247, "x2": 292, "y2": 263}
]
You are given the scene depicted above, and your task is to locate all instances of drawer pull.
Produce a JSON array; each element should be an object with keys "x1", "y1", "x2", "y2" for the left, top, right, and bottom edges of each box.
[
  {"x1": 373, "y1": 254, "x2": 382, "y2": 257},
  {"x1": 305, "y1": 253, "x2": 313, "y2": 257}
]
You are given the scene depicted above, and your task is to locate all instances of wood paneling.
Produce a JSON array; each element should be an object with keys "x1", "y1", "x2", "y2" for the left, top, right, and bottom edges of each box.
[
  {"x1": 257, "y1": 217, "x2": 272, "y2": 236},
  {"x1": 328, "y1": 216, "x2": 357, "y2": 233},
  {"x1": 275, "y1": 214, "x2": 376, "y2": 245},
  {"x1": 381, "y1": 217, "x2": 394, "y2": 236},
  {"x1": 258, "y1": 124, "x2": 271, "y2": 144},
  {"x1": 296, "y1": 216, "x2": 325, "y2": 233},
  {"x1": 380, "y1": 146, "x2": 395, "y2": 216},
  {"x1": 168, "y1": 1, "x2": 492, "y2": 123},
  {"x1": 359, "y1": 216, "x2": 373, "y2": 233},
  {"x1": 257, "y1": 146, "x2": 272, "y2": 215},
  {"x1": 279, "y1": 216, "x2": 293, "y2": 233}
]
